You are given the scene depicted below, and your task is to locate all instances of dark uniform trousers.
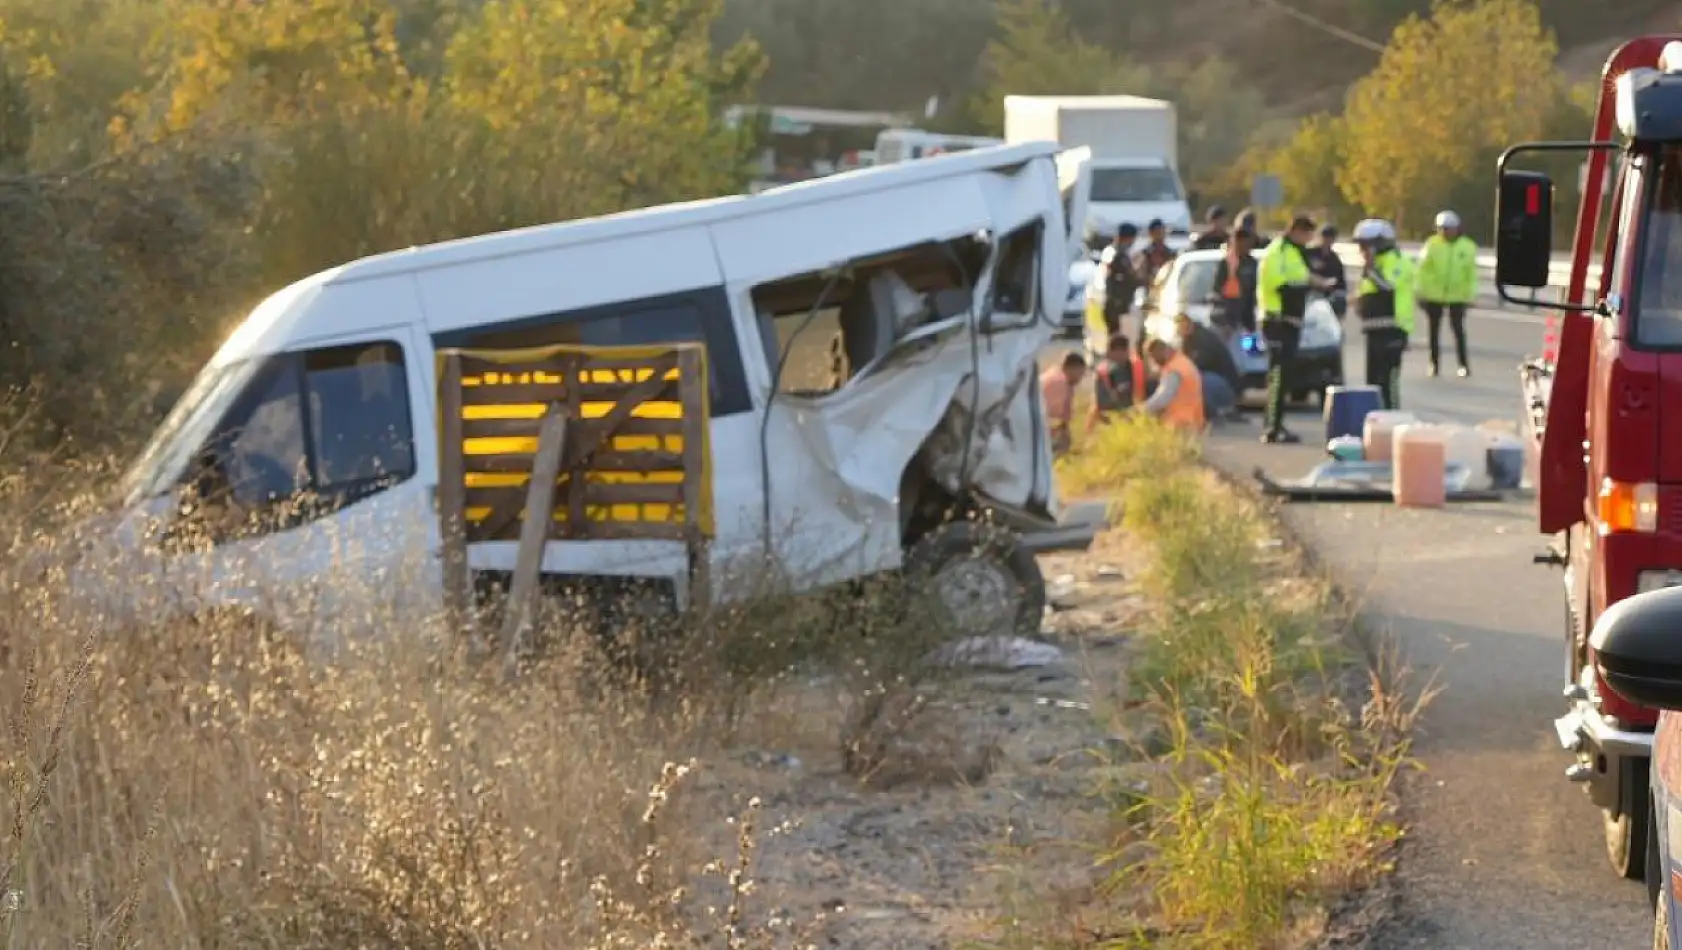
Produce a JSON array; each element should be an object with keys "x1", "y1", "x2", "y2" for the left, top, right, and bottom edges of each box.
[
  {"x1": 1262, "y1": 318, "x2": 1300, "y2": 434},
  {"x1": 1365, "y1": 327, "x2": 1407, "y2": 410}
]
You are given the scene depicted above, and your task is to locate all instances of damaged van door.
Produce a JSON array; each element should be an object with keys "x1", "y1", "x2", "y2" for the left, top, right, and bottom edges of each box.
[
  {"x1": 720, "y1": 147, "x2": 1093, "y2": 607},
  {"x1": 96, "y1": 322, "x2": 442, "y2": 638}
]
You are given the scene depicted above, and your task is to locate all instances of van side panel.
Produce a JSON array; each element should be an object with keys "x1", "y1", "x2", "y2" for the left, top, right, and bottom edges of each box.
[
  {"x1": 415, "y1": 229, "x2": 724, "y2": 336},
  {"x1": 707, "y1": 178, "x2": 991, "y2": 288}
]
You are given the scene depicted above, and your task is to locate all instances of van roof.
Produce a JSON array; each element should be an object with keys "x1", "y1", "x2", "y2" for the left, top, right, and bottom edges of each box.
[
  {"x1": 1003, "y1": 94, "x2": 1172, "y2": 111},
  {"x1": 327, "y1": 141, "x2": 1061, "y2": 285}
]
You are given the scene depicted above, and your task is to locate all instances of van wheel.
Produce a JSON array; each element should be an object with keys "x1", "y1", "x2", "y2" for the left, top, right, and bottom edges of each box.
[
  {"x1": 903, "y1": 521, "x2": 1045, "y2": 640},
  {"x1": 1607, "y1": 756, "x2": 1652, "y2": 881}
]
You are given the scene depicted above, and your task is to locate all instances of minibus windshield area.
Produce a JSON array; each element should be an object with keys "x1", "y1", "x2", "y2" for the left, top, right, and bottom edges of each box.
[
  {"x1": 116, "y1": 340, "x2": 417, "y2": 518},
  {"x1": 117, "y1": 359, "x2": 255, "y2": 507}
]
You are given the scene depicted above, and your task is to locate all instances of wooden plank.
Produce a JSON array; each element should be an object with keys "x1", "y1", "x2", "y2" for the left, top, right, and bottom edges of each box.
[
  {"x1": 437, "y1": 353, "x2": 473, "y2": 632},
  {"x1": 465, "y1": 448, "x2": 684, "y2": 474},
  {"x1": 457, "y1": 356, "x2": 573, "y2": 380},
  {"x1": 574, "y1": 352, "x2": 681, "y2": 375},
  {"x1": 501, "y1": 407, "x2": 568, "y2": 678},
  {"x1": 564, "y1": 351, "x2": 587, "y2": 539},
  {"x1": 462, "y1": 415, "x2": 682, "y2": 440},
  {"x1": 456, "y1": 378, "x2": 680, "y2": 406},
  {"x1": 676, "y1": 347, "x2": 711, "y2": 611},
  {"x1": 459, "y1": 351, "x2": 678, "y2": 382},
  {"x1": 459, "y1": 382, "x2": 570, "y2": 407},
  {"x1": 466, "y1": 480, "x2": 685, "y2": 511},
  {"x1": 586, "y1": 481, "x2": 686, "y2": 506},
  {"x1": 561, "y1": 364, "x2": 687, "y2": 470},
  {"x1": 465, "y1": 515, "x2": 691, "y2": 543}
]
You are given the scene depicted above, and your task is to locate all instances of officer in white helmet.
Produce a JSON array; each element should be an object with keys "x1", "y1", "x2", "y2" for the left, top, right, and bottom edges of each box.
[
  {"x1": 1353, "y1": 218, "x2": 1416, "y2": 411},
  {"x1": 1415, "y1": 209, "x2": 1479, "y2": 377}
]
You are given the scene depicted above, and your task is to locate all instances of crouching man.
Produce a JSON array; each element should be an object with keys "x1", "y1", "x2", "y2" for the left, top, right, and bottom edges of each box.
[
  {"x1": 1040, "y1": 350, "x2": 1087, "y2": 456},
  {"x1": 1140, "y1": 338, "x2": 1206, "y2": 433},
  {"x1": 1172, "y1": 313, "x2": 1242, "y2": 423},
  {"x1": 1086, "y1": 333, "x2": 1145, "y2": 435}
]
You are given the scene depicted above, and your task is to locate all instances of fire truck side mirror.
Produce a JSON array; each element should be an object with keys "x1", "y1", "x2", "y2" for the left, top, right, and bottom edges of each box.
[{"x1": 1495, "y1": 170, "x2": 1554, "y2": 290}]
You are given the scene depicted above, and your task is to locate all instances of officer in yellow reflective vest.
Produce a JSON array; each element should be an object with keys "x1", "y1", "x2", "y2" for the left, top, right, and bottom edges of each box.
[
  {"x1": 1352, "y1": 218, "x2": 1416, "y2": 411},
  {"x1": 1416, "y1": 209, "x2": 1479, "y2": 377},
  {"x1": 1257, "y1": 215, "x2": 1330, "y2": 444}
]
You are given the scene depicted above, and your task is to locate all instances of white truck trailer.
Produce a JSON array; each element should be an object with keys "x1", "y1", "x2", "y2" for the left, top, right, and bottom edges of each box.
[{"x1": 1003, "y1": 95, "x2": 1192, "y2": 249}]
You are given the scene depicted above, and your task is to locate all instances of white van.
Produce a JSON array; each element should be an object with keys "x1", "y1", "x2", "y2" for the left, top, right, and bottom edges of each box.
[
  {"x1": 82, "y1": 143, "x2": 1097, "y2": 642},
  {"x1": 874, "y1": 129, "x2": 1006, "y2": 165}
]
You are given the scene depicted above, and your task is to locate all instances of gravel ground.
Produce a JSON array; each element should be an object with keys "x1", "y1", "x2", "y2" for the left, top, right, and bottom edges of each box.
[{"x1": 678, "y1": 529, "x2": 1159, "y2": 948}]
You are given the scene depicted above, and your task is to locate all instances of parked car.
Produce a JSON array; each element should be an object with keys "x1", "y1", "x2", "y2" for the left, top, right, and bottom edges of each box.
[
  {"x1": 1086, "y1": 247, "x2": 1344, "y2": 403},
  {"x1": 1581, "y1": 585, "x2": 1682, "y2": 944}
]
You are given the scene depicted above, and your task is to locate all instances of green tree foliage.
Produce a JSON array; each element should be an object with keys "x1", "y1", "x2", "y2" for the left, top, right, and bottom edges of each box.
[
  {"x1": 970, "y1": 0, "x2": 1261, "y2": 198},
  {"x1": 1339, "y1": 0, "x2": 1559, "y2": 232},
  {"x1": 716, "y1": 0, "x2": 993, "y2": 118},
  {"x1": 0, "y1": 0, "x2": 762, "y2": 448},
  {"x1": 971, "y1": 0, "x2": 1145, "y2": 134},
  {"x1": 1266, "y1": 113, "x2": 1359, "y2": 222}
]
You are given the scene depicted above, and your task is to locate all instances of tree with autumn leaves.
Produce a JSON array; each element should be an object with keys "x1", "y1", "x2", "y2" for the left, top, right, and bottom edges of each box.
[
  {"x1": 1242, "y1": 0, "x2": 1578, "y2": 237},
  {"x1": 0, "y1": 0, "x2": 764, "y2": 445}
]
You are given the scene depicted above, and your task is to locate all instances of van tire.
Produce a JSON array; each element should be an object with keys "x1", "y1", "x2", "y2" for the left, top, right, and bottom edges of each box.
[{"x1": 903, "y1": 520, "x2": 1046, "y2": 640}]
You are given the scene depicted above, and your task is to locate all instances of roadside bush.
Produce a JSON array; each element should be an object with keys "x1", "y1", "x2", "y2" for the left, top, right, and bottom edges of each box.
[
  {"x1": 1056, "y1": 417, "x2": 1412, "y2": 947},
  {"x1": 1056, "y1": 412, "x2": 1200, "y2": 498}
]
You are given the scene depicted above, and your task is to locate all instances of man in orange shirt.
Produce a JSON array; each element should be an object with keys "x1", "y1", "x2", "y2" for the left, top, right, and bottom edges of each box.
[
  {"x1": 1139, "y1": 339, "x2": 1206, "y2": 433},
  {"x1": 1040, "y1": 351, "x2": 1087, "y2": 456}
]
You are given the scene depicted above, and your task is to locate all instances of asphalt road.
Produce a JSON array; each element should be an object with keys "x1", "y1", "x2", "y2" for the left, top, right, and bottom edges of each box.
[{"x1": 1198, "y1": 300, "x2": 1653, "y2": 947}]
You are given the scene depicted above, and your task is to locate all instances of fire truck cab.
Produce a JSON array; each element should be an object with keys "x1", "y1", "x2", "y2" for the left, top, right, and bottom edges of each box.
[{"x1": 1499, "y1": 36, "x2": 1682, "y2": 883}]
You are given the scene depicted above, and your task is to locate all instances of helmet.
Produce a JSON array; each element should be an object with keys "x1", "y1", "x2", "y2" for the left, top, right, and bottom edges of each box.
[
  {"x1": 1352, "y1": 218, "x2": 1395, "y2": 243},
  {"x1": 1435, "y1": 210, "x2": 1461, "y2": 230}
]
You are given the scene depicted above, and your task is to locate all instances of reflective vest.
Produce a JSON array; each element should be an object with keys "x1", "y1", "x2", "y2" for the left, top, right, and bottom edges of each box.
[
  {"x1": 1358, "y1": 248, "x2": 1416, "y2": 334},
  {"x1": 1259, "y1": 237, "x2": 1312, "y2": 322},
  {"x1": 1415, "y1": 234, "x2": 1478, "y2": 304},
  {"x1": 1159, "y1": 352, "x2": 1206, "y2": 432}
]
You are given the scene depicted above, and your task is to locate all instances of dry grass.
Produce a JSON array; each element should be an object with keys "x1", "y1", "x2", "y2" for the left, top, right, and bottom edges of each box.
[
  {"x1": 1034, "y1": 416, "x2": 1418, "y2": 949},
  {"x1": 0, "y1": 463, "x2": 1003, "y2": 948}
]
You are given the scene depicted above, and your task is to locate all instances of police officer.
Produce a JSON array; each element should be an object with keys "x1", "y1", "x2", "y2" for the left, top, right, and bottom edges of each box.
[
  {"x1": 1306, "y1": 223, "x2": 1348, "y2": 319},
  {"x1": 1416, "y1": 209, "x2": 1478, "y2": 377},
  {"x1": 1257, "y1": 215, "x2": 1329, "y2": 444},
  {"x1": 1100, "y1": 223, "x2": 1143, "y2": 337},
  {"x1": 1352, "y1": 218, "x2": 1416, "y2": 411}
]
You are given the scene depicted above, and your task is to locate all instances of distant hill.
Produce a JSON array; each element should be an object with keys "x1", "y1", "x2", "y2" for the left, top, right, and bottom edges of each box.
[{"x1": 721, "y1": 0, "x2": 1682, "y2": 122}]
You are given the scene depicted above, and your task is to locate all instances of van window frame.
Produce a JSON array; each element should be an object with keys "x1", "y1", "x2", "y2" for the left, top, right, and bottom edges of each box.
[
  {"x1": 175, "y1": 338, "x2": 419, "y2": 543},
  {"x1": 429, "y1": 287, "x2": 751, "y2": 416}
]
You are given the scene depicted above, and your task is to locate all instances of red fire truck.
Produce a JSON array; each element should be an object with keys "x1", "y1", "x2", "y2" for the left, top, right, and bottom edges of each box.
[{"x1": 1501, "y1": 35, "x2": 1682, "y2": 883}]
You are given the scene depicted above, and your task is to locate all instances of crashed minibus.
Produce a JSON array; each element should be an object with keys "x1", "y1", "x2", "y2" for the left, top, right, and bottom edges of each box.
[{"x1": 76, "y1": 142, "x2": 1099, "y2": 642}]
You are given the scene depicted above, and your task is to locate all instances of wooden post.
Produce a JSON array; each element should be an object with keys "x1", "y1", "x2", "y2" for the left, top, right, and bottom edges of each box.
[
  {"x1": 501, "y1": 405, "x2": 569, "y2": 678},
  {"x1": 676, "y1": 347, "x2": 710, "y2": 613},
  {"x1": 437, "y1": 352, "x2": 473, "y2": 635}
]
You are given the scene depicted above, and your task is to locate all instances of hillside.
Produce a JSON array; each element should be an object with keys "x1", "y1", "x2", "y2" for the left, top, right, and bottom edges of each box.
[{"x1": 722, "y1": 0, "x2": 1682, "y2": 123}]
